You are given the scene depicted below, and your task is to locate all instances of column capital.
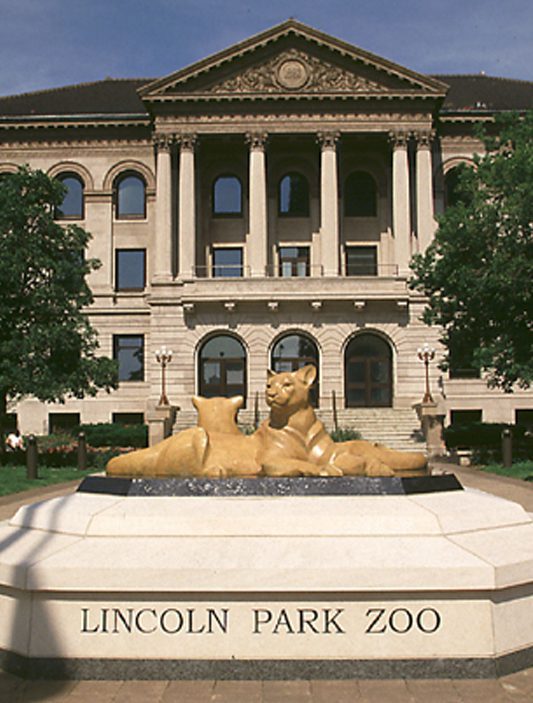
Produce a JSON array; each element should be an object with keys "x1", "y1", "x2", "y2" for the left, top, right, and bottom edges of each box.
[
  {"x1": 245, "y1": 132, "x2": 268, "y2": 150},
  {"x1": 413, "y1": 129, "x2": 435, "y2": 148},
  {"x1": 317, "y1": 131, "x2": 340, "y2": 150},
  {"x1": 176, "y1": 133, "x2": 197, "y2": 152},
  {"x1": 153, "y1": 133, "x2": 176, "y2": 151},
  {"x1": 388, "y1": 130, "x2": 410, "y2": 149}
]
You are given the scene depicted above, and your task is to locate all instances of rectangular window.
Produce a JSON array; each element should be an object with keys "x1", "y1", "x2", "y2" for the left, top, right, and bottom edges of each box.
[
  {"x1": 112, "y1": 412, "x2": 145, "y2": 425},
  {"x1": 345, "y1": 246, "x2": 378, "y2": 276},
  {"x1": 113, "y1": 335, "x2": 145, "y2": 382},
  {"x1": 48, "y1": 413, "x2": 80, "y2": 434},
  {"x1": 212, "y1": 247, "x2": 243, "y2": 278},
  {"x1": 5, "y1": 413, "x2": 18, "y2": 433},
  {"x1": 279, "y1": 247, "x2": 310, "y2": 277},
  {"x1": 515, "y1": 409, "x2": 533, "y2": 428},
  {"x1": 116, "y1": 249, "x2": 146, "y2": 291},
  {"x1": 450, "y1": 409, "x2": 482, "y2": 425}
]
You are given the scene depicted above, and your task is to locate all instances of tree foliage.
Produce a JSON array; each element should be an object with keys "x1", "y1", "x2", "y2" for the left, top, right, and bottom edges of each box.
[
  {"x1": 0, "y1": 166, "x2": 117, "y2": 432},
  {"x1": 410, "y1": 112, "x2": 533, "y2": 391}
]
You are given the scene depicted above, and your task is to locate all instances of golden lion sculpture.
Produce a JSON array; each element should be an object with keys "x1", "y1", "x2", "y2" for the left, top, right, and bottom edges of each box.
[{"x1": 106, "y1": 365, "x2": 427, "y2": 478}]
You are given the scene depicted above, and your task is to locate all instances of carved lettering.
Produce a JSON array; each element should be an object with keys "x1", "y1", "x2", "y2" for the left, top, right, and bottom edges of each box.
[
  {"x1": 417, "y1": 608, "x2": 441, "y2": 634},
  {"x1": 365, "y1": 608, "x2": 387, "y2": 634},
  {"x1": 365, "y1": 607, "x2": 442, "y2": 635}
]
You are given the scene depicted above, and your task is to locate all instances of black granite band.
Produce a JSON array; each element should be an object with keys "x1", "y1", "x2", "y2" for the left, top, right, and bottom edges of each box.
[
  {"x1": 2, "y1": 646, "x2": 531, "y2": 680},
  {"x1": 77, "y1": 474, "x2": 462, "y2": 497}
]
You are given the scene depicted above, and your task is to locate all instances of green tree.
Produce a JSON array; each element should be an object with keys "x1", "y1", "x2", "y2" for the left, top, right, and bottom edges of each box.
[
  {"x1": 0, "y1": 166, "x2": 118, "y2": 443},
  {"x1": 410, "y1": 112, "x2": 533, "y2": 392}
]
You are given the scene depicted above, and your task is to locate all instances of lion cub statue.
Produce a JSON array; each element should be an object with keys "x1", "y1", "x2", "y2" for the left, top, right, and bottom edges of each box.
[
  {"x1": 106, "y1": 396, "x2": 262, "y2": 478},
  {"x1": 107, "y1": 365, "x2": 427, "y2": 478}
]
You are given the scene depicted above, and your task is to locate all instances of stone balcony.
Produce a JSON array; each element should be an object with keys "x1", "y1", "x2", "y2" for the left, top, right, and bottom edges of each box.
[{"x1": 176, "y1": 271, "x2": 410, "y2": 308}]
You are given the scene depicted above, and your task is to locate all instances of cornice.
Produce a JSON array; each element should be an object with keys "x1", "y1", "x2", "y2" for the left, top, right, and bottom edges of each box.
[
  {"x1": 0, "y1": 137, "x2": 153, "y2": 148},
  {"x1": 145, "y1": 92, "x2": 443, "y2": 106},
  {"x1": 0, "y1": 115, "x2": 150, "y2": 130}
]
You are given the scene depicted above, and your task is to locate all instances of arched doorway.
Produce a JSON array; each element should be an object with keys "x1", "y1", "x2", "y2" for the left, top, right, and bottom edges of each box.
[
  {"x1": 271, "y1": 333, "x2": 319, "y2": 406},
  {"x1": 198, "y1": 334, "x2": 247, "y2": 403},
  {"x1": 345, "y1": 333, "x2": 392, "y2": 407}
]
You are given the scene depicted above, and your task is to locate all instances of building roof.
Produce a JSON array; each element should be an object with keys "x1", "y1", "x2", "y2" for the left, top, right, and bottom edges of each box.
[
  {"x1": 0, "y1": 74, "x2": 531, "y2": 119},
  {"x1": 0, "y1": 79, "x2": 151, "y2": 118},
  {"x1": 436, "y1": 74, "x2": 533, "y2": 112}
]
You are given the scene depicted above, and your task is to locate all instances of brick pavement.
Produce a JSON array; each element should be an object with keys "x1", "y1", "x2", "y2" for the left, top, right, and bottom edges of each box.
[
  {"x1": 1, "y1": 671, "x2": 532, "y2": 702},
  {"x1": 0, "y1": 464, "x2": 532, "y2": 702}
]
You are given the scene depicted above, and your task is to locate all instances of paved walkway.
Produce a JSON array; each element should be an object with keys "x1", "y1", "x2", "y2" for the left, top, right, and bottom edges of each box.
[{"x1": 0, "y1": 464, "x2": 532, "y2": 702}]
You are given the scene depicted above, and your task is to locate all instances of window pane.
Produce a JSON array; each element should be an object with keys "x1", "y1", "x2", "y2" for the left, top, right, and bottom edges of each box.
[
  {"x1": 112, "y1": 413, "x2": 144, "y2": 425},
  {"x1": 279, "y1": 247, "x2": 310, "y2": 277},
  {"x1": 201, "y1": 335, "x2": 245, "y2": 359},
  {"x1": 116, "y1": 250, "x2": 146, "y2": 290},
  {"x1": 114, "y1": 335, "x2": 144, "y2": 382},
  {"x1": 213, "y1": 248, "x2": 243, "y2": 277},
  {"x1": 56, "y1": 175, "x2": 83, "y2": 219},
  {"x1": 213, "y1": 176, "x2": 242, "y2": 215},
  {"x1": 117, "y1": 175, "x2": 145, "y2": 218},
  {"x1": 346, "y1": 246, "x2": 377, "y2": 276},
  {"x1": 344, "y1": 172, "x2": 377, "y2": 217},
  {"x1": 279, "y1": 174, "x2": 309, "y2": 216},
  {"x1": 202, "y1": 361, "x2": 221, "y2": 385},
  {"x1": 48, "y1": 413, "x2": 80, "y2": 434},
  {"x1": 450, "y1": 409, "x2": 482, "y2": 425}
]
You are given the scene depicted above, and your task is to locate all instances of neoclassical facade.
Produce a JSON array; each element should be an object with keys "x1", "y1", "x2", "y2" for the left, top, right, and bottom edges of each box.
[{"x1": 1, "y1": 21, "x2": 532, "y2": 441}]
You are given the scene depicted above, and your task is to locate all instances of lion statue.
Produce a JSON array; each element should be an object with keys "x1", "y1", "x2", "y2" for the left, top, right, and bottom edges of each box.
[{"x1": 107, "y1": 365, "x2": 427, "y2": 478}]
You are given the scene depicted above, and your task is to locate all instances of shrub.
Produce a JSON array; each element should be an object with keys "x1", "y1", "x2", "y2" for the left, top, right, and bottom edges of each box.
[
  {"x1": 74, "y1": 423, "x2": 148, "y2": 448},
  {"x1": 444, "y1": 422, "x2": 532, "y2": 463},
  {"x1": 330, "y1": 427, "x2": 362, "y2": 442}
]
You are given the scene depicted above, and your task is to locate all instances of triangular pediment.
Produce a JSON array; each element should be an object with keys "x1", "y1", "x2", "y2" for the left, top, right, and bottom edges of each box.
[{"x1": 140, "y1": 20, "x2": 448, "y2": 103}]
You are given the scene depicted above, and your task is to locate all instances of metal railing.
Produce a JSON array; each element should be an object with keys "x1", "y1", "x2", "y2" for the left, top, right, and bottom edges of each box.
[{"x1": 189, "y1": 263, "x2": 400, "y2": 279}]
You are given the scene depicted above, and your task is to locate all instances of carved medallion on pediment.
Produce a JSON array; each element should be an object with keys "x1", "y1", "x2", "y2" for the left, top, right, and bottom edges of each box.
[{"x1": 210, "y1": 49, "x2": 387, "y2": 95}]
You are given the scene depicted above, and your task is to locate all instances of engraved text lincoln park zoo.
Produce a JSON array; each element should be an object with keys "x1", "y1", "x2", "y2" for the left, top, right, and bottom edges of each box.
[{"x1": 80, "y1": 606, "x2": 442, "y2": 636}]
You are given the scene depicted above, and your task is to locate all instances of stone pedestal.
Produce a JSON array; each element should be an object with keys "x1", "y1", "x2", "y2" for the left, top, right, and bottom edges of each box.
[
  {"x1": 415, "y1": 402, "x2": 446, "y2": 457},
  {"x1": 0, "y1": 476, "x2": 532, "y2": 679},
  {"x1": 146, "y1": 404, "x2": 177, "y2": 446}
]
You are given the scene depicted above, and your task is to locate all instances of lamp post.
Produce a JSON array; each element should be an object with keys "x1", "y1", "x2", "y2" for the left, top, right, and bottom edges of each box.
[
  {"x1": 417, "y1": 343, "x2": 436, "y2": 404},
  {"x1": 155, "y1": 346, "x2": 173, "y2": 406}
]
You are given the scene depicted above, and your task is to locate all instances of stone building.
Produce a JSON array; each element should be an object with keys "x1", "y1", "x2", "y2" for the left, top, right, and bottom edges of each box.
[{"x1": 1, "y1": 20, "x2": 532, "y2": 445}]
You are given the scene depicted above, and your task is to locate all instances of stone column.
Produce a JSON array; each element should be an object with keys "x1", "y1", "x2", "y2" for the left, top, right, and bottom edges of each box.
[
  {"x1": 246, "y1": 132, "x2": 268, "y2": 277},
  {"x1": 415, "y1": 131, "x2": 436, "y2": 253},
  {"x1": 153, "y1": 134, "x2": 174, "y2": 283},
  {"x1": 318, "y1": 132, "x2": 340, "y2": 277},
  {"x1": 390, "y1": 131, "x2": 412, "y2": 275},
  {"x1": 177, "y1": 134, "x2": 197, "y2": 279}
]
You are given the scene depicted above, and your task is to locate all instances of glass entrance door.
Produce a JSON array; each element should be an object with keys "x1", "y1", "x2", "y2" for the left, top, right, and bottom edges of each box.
[
  {"x1": 199, "y1": 335, "x2": 246, "y2": 403},
  {"x1": 345, "y1": 334, "x2": 392, "y2": 407}
]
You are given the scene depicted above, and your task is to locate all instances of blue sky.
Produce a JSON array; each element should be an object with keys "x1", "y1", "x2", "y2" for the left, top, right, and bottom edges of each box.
[{"x1": 1, "y1": 0, "x2": 531, "y2": 97}]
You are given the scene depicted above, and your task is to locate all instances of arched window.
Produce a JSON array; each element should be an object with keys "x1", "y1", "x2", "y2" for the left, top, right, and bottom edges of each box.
[
  {"x1": 115, "y1": 172, "x2": 146, "y2": 219},
  {"x1": 278, "y1": 173, "x2": 309, "y2": 216},
  {"x1": 212, "y1": 175, "x2": 242, "y2": 216},
  {"x1": 55, "y1": 173, "x2": 84, "y2": 219},
  {"x1": 344, "y1": 171, "x2": 377, "y2": 217},
  {"x1": 198, "y1": 334, "x2": 247, "y2": 403},
  {"x1": 271, "y1": 333, "x2": 319, "y2": 406},
  {"x1": 444, "y1": 167, "x2": 470, "y2": 209},
  {"x1": 345, "y1": 333, "x2": 392, "y2": 407}
]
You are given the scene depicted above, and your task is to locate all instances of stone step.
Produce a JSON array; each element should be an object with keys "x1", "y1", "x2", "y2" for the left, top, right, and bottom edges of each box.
[{"x1": 173, "y1": 407, "x2": 425, "y2": 452}]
